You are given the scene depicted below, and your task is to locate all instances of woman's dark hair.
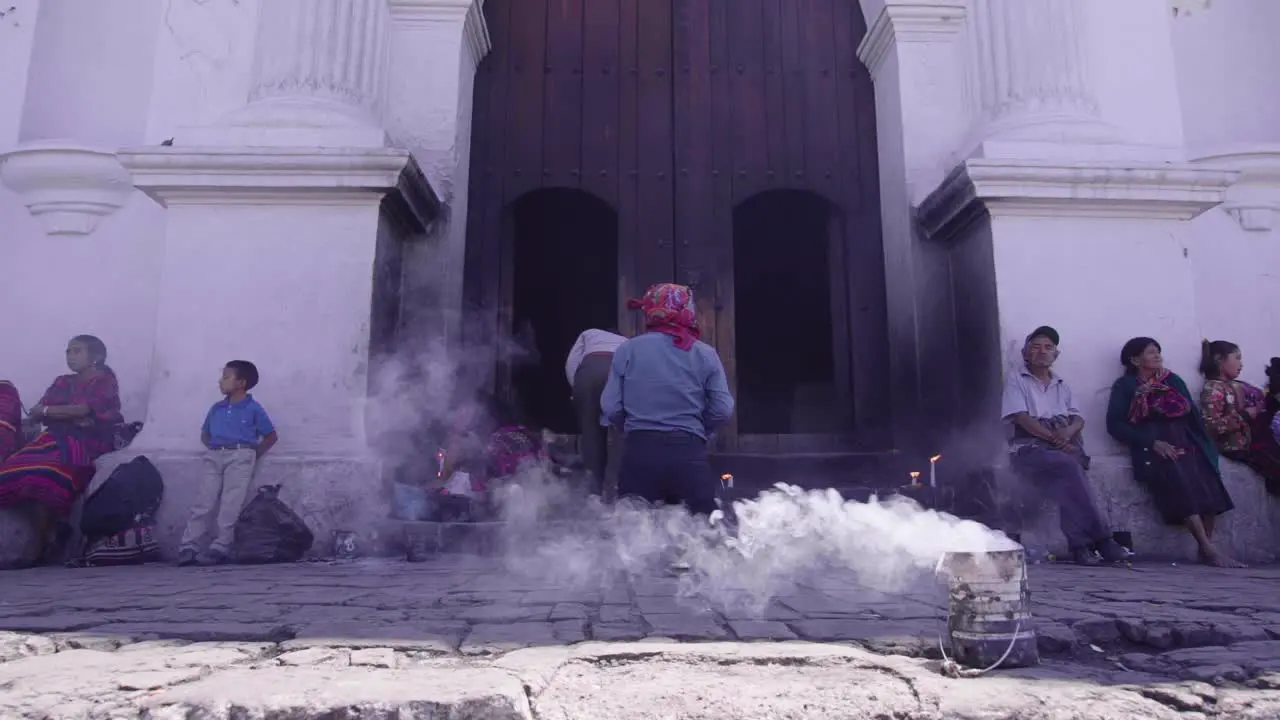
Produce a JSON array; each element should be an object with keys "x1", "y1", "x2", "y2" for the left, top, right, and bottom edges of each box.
[
  {"x1": 1266, "y1": 357, "x2": 1280, "y2": 415},
  {"x1": 1120, "y1": 337, "x2": 1161, "y2": 375},
  {"x1": 71, "y1": 334, "x2": 114, "y2": 376},
  {"x1": 1199, "y1": 339, "x2": 1240, "y2": 379}
]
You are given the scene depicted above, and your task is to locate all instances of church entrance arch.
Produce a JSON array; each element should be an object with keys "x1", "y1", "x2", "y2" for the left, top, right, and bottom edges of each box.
[
  {"x1": 464, "y1": 0, "x2": 889, "y2": 452},
  {"x1": 508, "y1": 188, "x2": 619, "y2": 433}
]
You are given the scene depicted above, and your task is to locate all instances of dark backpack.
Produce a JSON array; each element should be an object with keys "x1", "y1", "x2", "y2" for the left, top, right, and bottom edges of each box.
[{"x1": 80, "y1": 456, "x2": 165, "y2": 539}]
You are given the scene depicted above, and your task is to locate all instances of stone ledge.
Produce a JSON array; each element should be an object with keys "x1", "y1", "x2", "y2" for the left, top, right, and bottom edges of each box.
[
  {"x1": 85, "y1": 451, "x2": 396, "y2": 560},
  {"x1": 116, "y1": 145, "x2": 418, "y2": 207},
  {"x1": 1016, "y1": 455, "x2": 1280, "y2": 563},
  {"x1": 918, "y1": 159, "x2": 1239, "y2": 242}
]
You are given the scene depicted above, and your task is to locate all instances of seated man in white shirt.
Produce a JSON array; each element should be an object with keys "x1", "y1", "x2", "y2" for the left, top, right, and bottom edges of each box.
[
  {"x1": 1001, "y1": 326, "x2": 1128, "y2": 566},
  {"x1": 565, "y1": 328, "x2": 627, "y2": 498}
]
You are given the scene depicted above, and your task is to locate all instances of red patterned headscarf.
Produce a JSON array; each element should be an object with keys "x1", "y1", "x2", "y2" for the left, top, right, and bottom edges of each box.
[
  {"x1": 1128, "y1": 368, "x2": 1191, "y2": 423},
  {"x1": 627, "y1": 283, "x2": 700, "y2": 351}
]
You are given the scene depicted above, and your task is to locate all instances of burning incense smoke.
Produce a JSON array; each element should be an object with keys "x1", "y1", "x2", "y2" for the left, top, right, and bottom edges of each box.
[{"x1": 494, "y1": 470, "x2": 1017, "y2": 617}]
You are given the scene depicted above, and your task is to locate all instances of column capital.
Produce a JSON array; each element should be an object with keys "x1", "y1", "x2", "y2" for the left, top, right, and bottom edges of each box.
[
  {"x1": 918, "y1": 159, "x2": 1238, "y2": 242},
  {"x1": 0, "y1": 141, "x2": 133, "y2": 236},
  {"x1": 388, "y1": 0, "x2": 491, "y2": 67},
  {"x1": 857, "y1": 0, "x2": 966, "y2": 75},
  {"x1": 1192, "y1": 145, "x2": 1280, "y2": 232}
]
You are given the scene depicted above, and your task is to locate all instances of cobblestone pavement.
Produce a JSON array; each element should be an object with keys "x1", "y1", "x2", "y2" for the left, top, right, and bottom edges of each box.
[{"x1": 2, "y1": 558, "x2": 1280, "y2": 718}]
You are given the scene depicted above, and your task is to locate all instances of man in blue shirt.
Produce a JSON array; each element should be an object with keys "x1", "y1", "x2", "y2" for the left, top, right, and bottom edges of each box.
[
  {"x1": 601, "y1": 283, "x2": 734, "y2": 515},
  {"x1": 178, "y1": 360, "x2": 278, "y2": 566}
]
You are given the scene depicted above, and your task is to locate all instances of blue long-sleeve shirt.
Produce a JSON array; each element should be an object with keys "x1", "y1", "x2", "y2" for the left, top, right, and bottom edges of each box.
[{"x1": 599, "y1": 332, "x2": 735, "y2": 440}]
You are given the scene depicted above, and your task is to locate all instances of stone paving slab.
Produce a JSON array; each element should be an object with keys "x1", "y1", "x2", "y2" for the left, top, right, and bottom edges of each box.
[
  {"x1": 2, "y1": 558, "x2": 1280, "y2": 716},
  {"x1": 1, "y1": 637, "x2": 1279, "y2": 718}
]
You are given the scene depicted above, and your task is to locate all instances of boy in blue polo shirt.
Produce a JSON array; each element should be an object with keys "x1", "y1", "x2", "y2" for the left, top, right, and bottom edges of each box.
[{"x1": 178, "y1": 360, "x2": 278, "y2": 566}]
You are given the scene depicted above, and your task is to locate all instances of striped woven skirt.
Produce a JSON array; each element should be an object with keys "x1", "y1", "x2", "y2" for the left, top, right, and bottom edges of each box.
[{"x1": 0, "y1": 432, "x2": 94, "y2": 518}]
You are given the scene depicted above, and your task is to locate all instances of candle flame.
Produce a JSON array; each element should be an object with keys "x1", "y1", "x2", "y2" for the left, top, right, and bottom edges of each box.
[
  {"x1": 909, "y1": 471, "x2": 920, "y2": 479},
  {"x1": 929, "y1": 454, "x2": 942, "y2": 463},
  {"x1": 721, "y1": 474, "x2": 733, "y2": 480}
]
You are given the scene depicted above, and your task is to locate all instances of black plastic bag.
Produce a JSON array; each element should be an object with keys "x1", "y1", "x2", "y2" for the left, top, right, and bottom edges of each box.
[{"x1": 231, "y1": 485, "x2": 314, "y2": 564}]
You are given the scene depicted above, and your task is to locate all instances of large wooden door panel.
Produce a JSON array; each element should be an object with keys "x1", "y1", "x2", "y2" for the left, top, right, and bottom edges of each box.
[{"x1": 464, "y1": 0, "x2": 889, "y2": 446}]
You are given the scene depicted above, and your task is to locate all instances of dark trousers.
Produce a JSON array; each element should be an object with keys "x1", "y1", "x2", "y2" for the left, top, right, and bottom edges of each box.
[
  {"x1": 573, "y1": 353, "x2": 613, "y2": 495},
  {"x1": 1010, "y1": 445, "x2": 1109, "y2": 548},
  {"x1": 618, "y1": 430, "x2": 716, "y2": 516}
]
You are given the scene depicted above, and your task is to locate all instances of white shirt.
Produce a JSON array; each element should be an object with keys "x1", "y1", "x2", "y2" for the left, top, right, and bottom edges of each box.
[
  {"x1": 565, "y1": 329, "x2": 627, "y2": 385},
  {"x1": 1000, "y1": 367, "x2": 1081, "y2": 421}
]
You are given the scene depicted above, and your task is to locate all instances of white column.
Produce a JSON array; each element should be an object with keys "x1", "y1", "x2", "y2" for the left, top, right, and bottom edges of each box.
[
  {"x1": 383, "y1": 0, "x2": 490, "y2": 346},
  {"x1": 857, "y1": 0, "x2": 969, "y2": 449},
  {"x1": 185, "y1": 0, "x2": 392, "y2": 148},
  {"x1": 965, "y1": 0, "x2": 1119, "y2": 148}
]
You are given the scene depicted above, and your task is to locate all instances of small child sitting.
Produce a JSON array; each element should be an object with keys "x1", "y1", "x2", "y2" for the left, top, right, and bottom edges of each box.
[{"x1": 178, "y1": 360, "x2": 278, "y2": 566}]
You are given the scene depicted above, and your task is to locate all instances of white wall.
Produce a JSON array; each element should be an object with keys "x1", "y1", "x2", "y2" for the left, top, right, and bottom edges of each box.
[
  {"x1": 19, "y1": 0, "x2": 161, "y2": 146},
  {"x1": 991, "y1": 214, "x2": 1205, "y2": 455},
  {"x1": 1172, "y1": 0, "x2": 1280, "y2": 389},
  {"x1": 0, "y1": 1, "x2": 38, "y2": 147},
  {"x1": 0, "y1": 0, "x2": 171, "y2": 420},
  {"x1": 1170, "y1": 0, "x2": 1280, "y2": 151},
  {"x1": 1082, "y1": 0, "x2": 1185, "y2": 153},
  {"x1": 144, "y1": 0, "x2": 260, "y2": 142},
  {"x1": 1186, "y1": 211, "x2": 1280, "y2": 390}
]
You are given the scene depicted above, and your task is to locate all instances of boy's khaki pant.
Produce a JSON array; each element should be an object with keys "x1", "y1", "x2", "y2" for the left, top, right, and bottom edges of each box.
[{"x1": 180, "y1": 448, "x2": 256, "y2": 555}]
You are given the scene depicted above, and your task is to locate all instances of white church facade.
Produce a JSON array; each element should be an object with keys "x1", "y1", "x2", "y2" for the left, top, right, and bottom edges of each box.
[{"x1": 1, "y1": 0, "x2": 1278, "y2": 559}]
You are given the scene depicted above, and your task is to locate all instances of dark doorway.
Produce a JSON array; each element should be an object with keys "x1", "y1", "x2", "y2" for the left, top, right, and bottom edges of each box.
[
  {"x1": 509, "y1": 188, "x2": 619, "y2": 433},
  {"x1": 466, "y1": 0, "x2": 888, "y2": 450},
  {"x1": 733, "y1": 190, "x2": 844, "y2": 434}
]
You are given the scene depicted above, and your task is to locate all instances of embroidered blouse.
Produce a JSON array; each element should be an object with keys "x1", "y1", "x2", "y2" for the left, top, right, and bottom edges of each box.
[{"x1": 1200, "y1": 378, "x2": 1266, "y2": 453}]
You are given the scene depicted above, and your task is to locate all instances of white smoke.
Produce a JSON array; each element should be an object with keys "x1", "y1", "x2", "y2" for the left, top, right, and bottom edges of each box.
[
  {"x1": 492, "y1": 464, "x2": 1018, "y2": 617},
  {"x1": 361, "y1": 324, "x2": 1015, "y2": 615}
]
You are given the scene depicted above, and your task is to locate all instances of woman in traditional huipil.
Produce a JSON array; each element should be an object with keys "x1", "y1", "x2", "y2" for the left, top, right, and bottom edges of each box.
[
  {"x1": 0, "y1": 336, "x2": 123, "y2": 561},
  {"x1": 1106, "y1": 337, "x2": 1241, "y2": 568}
]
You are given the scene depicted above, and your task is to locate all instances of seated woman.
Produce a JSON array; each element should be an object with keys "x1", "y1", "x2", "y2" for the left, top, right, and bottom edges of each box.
[
  {"x1": 434, "y1": 394, "x2": 546, "y2": 519},
  {"x1": 0, "y1": 336, "x2": 123, "y2": 559},
  {"x1": 1106, "y1": 337, "x2": 1241, "y2": 568},
  {"x1": 0, "y1": 380, "x2": 20, "y2": 461},
  {"x1": 1268, "y1": 358, "x2": 1280, "y2": 445},
  {"x1": 1199, "y1": 340, "x2": 1280, "y2": 496}
]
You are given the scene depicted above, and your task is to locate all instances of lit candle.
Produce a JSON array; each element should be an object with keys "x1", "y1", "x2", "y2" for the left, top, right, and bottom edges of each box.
[
  {"x1": 909, "y1": 471, "x2": 921, "y2": 487},
  {"x1": 929, "y1": 454, "x2": 941, "y2": 488},
  {"x1": 436, "y1": 449, "x2": 446, "y2": 479},
  {"x1": 721, "y1": 473, "x2": 734, "y2": 489}
]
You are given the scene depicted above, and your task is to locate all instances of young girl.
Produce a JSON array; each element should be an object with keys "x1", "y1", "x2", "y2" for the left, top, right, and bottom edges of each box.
[{"x1": 1199, "y1": 340, "x2": 1280, "y2": 496}]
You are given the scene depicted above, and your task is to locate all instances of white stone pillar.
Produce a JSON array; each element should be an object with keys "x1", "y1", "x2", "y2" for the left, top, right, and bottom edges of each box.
[
  {"x1": 185, "y1": 0, "x2": 392, "y2": 148},
  {"x1": 119, "y1": 0, "x2": 441, "y2": 553},
  {"x1": 857, "y1": 0, "x2": 969, "y2": 449},
  {"x1": 964, "y1": 0, "x2": 1119, "y2": 151},
  {"x1": 382, "y1": 0, "x2": 490, "y2": 346}
]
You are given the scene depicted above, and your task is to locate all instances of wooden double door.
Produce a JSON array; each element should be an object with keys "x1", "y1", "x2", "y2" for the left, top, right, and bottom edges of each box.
[{"x1": 463, "y1": 0, "x2": 890, "y2": 450}]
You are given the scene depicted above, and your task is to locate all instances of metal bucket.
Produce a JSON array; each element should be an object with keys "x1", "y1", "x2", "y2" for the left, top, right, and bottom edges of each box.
[
  {"x1": 938, "y1": 548, "x2": 1039, "y2": 669},
  {"x1": 332, "y1": 530, "x2": 359, "y2": 560}
]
